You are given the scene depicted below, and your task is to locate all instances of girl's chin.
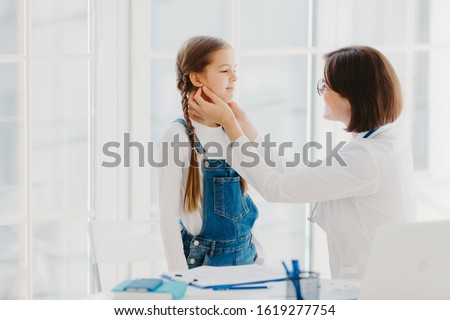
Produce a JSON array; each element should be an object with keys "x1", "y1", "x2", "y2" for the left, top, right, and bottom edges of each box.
[{"x1": 219, "y1": 93, "x2": 233, "y2": 104}]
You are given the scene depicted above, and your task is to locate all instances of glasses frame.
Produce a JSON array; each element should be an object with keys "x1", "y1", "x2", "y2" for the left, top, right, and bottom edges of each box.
[{"x1": 316, "y1": 78, "x2": 329, "y2": 96}]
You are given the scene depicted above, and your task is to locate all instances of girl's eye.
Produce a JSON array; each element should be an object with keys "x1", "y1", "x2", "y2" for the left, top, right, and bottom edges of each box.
[{"x1": 220, "y1": 70, "x2": 228, "y2": 73}]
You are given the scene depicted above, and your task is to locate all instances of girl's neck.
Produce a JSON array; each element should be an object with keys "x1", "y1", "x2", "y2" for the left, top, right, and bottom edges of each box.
[{"x1": 193, "y1": 118, "x2": 220, "y2": 128}]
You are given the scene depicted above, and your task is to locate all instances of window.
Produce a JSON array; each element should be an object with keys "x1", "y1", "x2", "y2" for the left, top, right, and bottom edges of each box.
[{"x1": 0, "y1": 0, "x2": 92, "y2": 299}]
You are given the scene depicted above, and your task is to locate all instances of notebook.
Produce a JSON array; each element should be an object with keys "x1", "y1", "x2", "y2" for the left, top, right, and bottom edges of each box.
[
  {"x1": 359, "y1": 220, "x2": 450, "y2": 299},
  {"x1": 112, "y1": 279, "x2": 187, "y2": 300},
  {"x1": 123, "y1": 278, "x2": 162, "y2": 292}
]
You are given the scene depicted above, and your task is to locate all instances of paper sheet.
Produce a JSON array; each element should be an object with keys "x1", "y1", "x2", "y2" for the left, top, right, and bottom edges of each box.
[{"x1": 162, "y1": 264, "x2": 286, "y2": 288}]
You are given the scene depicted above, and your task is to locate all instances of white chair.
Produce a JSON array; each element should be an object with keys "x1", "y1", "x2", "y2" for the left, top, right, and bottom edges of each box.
[{"x1": 88, "y1": 219, "x2": 166, "y2": 292}]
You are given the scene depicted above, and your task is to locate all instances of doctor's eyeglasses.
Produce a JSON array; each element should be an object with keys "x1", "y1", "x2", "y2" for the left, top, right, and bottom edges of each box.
[{"x1": 316, "y1": 78, "x2": 329, "y2": 96}]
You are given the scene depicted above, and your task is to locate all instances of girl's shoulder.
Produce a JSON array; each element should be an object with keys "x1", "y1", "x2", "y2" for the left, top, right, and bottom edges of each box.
[{"x1": 160, "y1": 120, "x2": 189, "y2": 143}]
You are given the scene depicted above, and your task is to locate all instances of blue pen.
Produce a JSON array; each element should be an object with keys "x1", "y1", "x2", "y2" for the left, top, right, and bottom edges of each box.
[
  {"x1": 291, "y1": 260, "x2": 303, "y2": 300},
  {"x1": 292, "y1": 260, "x2": 300, "y2": 277},
  {"x1": 213, "y1": 285, "x2": 268, "y2": 291},
  {"x1": 282, "y1": 261, "x2": 290, "y2": 276}
]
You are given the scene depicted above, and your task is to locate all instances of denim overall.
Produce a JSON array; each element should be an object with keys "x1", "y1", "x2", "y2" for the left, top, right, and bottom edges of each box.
[{"x1": 174, "y1": 118, "x2": 259, "y2": 269}]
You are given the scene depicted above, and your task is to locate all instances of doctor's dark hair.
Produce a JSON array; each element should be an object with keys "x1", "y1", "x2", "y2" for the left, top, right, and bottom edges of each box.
[
  {"x1": 176, "y1": 36, "x2": 247, "y2": 213},
  {"x1": 323, "y1": 46, "x2": 403, "y2": 133}
]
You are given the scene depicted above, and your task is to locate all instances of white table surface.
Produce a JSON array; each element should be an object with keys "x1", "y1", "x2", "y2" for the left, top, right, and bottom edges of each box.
[{"x1": 88, "y1": 279, "x2": 360, "y2": 300}]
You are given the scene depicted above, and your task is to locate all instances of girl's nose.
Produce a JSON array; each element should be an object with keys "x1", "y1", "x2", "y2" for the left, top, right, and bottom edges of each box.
[{"x1": 230, "y1": 71, "x2": 238, "y2": 82}]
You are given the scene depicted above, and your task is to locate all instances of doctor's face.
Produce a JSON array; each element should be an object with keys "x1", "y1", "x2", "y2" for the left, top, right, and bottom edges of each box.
[
  {"x1": 320, "y1": 80, "x2": 352, "y2": 126},
  {"x1": 196, "y1": 48, "x2": 238, "y2": 103}
]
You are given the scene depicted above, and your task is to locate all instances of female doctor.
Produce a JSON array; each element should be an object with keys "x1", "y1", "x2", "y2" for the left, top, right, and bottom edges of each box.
[{"x1": 188, "y1": 46, "x2": 417, "y2": 279}]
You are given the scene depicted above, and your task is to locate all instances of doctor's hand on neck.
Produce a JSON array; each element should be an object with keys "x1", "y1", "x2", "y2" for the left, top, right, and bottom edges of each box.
[{"x1": 188, "y1": 86, "x2": 257, "y2": 142}]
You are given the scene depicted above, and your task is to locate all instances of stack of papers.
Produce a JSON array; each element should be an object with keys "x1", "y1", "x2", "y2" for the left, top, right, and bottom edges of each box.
[{"x1": 162, "y1": 264, "x2": 287, "y2": 289}]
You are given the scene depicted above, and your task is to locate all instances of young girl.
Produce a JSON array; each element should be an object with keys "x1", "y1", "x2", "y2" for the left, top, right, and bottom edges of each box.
[{"x1": 158, "y1": 36, "x2": 263, "y2": 271}]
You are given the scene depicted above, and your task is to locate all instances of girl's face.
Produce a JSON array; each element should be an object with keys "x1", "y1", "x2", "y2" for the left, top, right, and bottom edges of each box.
[
  {"x1": 321, "y1": 81, "x2": 352, "y2": 126},
  {"x1": 197, "y1": 48, "x2": 238, "y2": 103}
]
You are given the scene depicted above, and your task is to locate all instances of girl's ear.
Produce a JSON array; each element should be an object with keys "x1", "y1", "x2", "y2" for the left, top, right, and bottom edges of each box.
[{"x1": 189, "y1": 72, "x2": 203, "y2": 88}]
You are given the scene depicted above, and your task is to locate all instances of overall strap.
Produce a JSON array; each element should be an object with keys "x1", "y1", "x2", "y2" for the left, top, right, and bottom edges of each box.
[{"x1": 173, "y1": 118, "x2": 205, "y2": 154}]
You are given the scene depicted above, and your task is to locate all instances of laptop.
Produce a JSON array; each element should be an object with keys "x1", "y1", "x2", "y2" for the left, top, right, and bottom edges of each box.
[{"x1": 359, "y1": 220, "x2": 450, "y2": 299}]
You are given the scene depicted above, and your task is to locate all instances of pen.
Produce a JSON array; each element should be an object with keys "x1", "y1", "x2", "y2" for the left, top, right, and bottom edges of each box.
[
  {"x1": 291, "y1": 260, "x2": 303, "y2": 300},
  {"x1": 213, "y1": 285, "x2": 269, "y2": 291},
  {"x1": 292, "y1": 260, "x2": 300, "y2": 276},
  {"x1": 282, "y1": 261, "x2": 290, "y2": 276}
]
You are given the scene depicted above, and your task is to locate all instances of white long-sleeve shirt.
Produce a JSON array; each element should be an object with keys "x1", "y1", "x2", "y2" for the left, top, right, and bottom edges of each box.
[
  {"x1": 158, "y1": 119, "x2": 264, "y2": 271},
  {"x1": 229, "y1": 122, "x2": 417, "y2": 279}
]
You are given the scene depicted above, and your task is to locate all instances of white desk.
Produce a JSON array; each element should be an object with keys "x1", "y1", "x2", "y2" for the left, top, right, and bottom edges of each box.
[{"x1": 89, "y1": 279, "x2": 360, "y2": 300}]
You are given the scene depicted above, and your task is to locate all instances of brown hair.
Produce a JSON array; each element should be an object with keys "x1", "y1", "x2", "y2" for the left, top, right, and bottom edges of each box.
[
  {"x1": 176, "y1": 36, "x2": 247, "y2": 213},
  {"x1": 323, "y1": 46, "x2": 403, "y2": 133}
]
